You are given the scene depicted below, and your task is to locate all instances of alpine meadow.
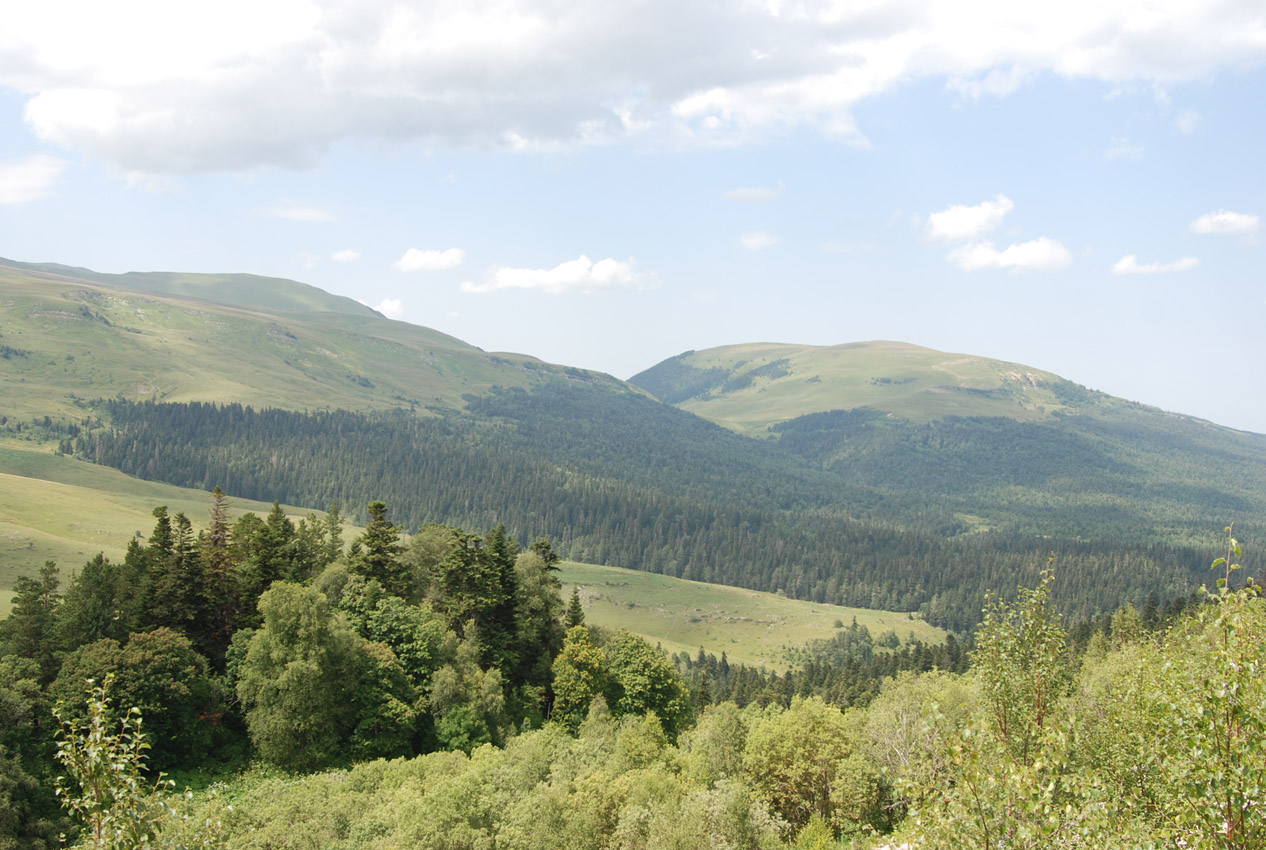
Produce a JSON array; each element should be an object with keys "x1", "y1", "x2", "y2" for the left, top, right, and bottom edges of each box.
[{"x1": 2, "y1": 2, "x2": 1265, "y2": 847}]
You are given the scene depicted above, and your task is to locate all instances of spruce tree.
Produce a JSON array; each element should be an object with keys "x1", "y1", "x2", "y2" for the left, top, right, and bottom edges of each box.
[
  {"x1": 351, "y1": 501, "x2": 407, "y2": 598},
  {"x1": 565, "y1": 586, "x2": 585, "y2": 629}
]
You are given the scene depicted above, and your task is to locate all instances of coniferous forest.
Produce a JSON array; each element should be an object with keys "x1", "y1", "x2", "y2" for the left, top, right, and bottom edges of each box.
[{"x1": 36, "y1": 391, "x2": 1218, "y2": 633}]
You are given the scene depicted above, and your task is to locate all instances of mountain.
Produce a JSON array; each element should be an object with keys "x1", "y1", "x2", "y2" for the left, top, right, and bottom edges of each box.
[
  {"x1": 1, "y1": 261, "x2": 1255, "y2": 630},
  {"x1": 0, "y1": 258, "x2": 626, "y2": 422},
  {"x1": 631, "y1": 342, "x2": 1266, "y2": 545},
  {"x1": 629, "y1": 341, "x2": 1118, "y2": 433}
]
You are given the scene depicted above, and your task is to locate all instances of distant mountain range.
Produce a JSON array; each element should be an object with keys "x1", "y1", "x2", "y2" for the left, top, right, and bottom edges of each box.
[{"x1": 2, "y1": 258, "x2": 1261, "y2": 629}]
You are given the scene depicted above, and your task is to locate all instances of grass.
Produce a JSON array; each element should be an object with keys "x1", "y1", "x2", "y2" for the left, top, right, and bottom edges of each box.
[
  {"x1": 650, "y1": 341, "x2": 1103, "y2": 435},
  {"x1": 0, "y1": 439, "x2": 335, "y2": 587},
  {"x1": 0, "y1": 262, "x2": 625, "y2": 424},
  {"x1": 558, "y1": 560, "x2": 945, "y2": 670}
]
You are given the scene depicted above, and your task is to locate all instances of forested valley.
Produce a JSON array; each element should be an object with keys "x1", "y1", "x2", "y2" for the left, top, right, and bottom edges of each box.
[
  {"x1": 16, "y1": 390, "x2": 1220, "y2": 633},
  {"x1": 0, "y1": 489, "x2": 1260, "y2": 849}
]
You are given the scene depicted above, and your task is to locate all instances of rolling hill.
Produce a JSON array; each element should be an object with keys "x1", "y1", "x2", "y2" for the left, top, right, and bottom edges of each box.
[
  {"x1": 632, "y1": 342, "x2": 1266, "y2": 544},
  {"x1": 0, "y1": 258, "x2": 627, "y2": 421},
  {"x1": 628, "y1": 341, "x2": 1116, "y2": 433},
  {"x1": 3, "y1": 259, "x2": 1260, "y2": 630}
]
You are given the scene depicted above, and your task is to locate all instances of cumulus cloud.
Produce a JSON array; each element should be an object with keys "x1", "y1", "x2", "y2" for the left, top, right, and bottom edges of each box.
[
  {"x1": 722, "y1": 181, "x2": 784, "y2": 202},
  {"x1": 6, "y1": 1, "x2": 1266, "y2": 173},
  {"x1": 1190, "y1": 210, "x2": 1260, "y2": 235},
  {"x1": 948, "y1": 238, "x2": 1072, "y2": 272},
  {"x1": 0, "y1": 154, "x2": 68, "y2": 204},
  {"x1": 1103, "y1": 137, "x2": 1145, "y2": 161},
  {"x1": 740, "y1": 231, "x2": 780, "y2": 251},
  {"x1": 332, "y1": 249, "x2": 361, "y2": 262},
  {"x1": 258, "y1": 201, "x2": 336, "y2": 222},
  {"x1": 927, "y1": 194, "x2": 1014, "y2": 240},
  {"x1": 373, "y1": 298, "x2": 405, "y2": 319},
  {"x1": 1111, "y1": 254, "x2": 1199, "y2": 274},
  {"x1": 461, "y1": 255, "x2": 648, "y2": 295},
  {"x1": 395, "y1": 248, "x2": 465, "y2": 271}
]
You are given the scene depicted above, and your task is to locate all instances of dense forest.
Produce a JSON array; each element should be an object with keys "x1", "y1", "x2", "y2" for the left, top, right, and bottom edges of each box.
[
  {"x1": 1, "y1": 492, "x2": 1258, "y2": 849},
  {"x1": 20, "y1": 392, "x2": 1218, "y2": 631}
]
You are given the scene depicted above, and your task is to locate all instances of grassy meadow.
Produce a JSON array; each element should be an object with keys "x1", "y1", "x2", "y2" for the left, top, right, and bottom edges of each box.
[
  {"x1": 0, "y1": 439, "x2": 332, "y2": 587},
  {"x1": 558, "y1": 560, "x2": 945, "y2": 670}
]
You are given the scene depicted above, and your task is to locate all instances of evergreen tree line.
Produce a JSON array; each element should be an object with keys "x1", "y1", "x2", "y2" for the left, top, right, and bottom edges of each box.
[{"x1": 52, "y1": 395, "x2": 1218, "y2": 631}]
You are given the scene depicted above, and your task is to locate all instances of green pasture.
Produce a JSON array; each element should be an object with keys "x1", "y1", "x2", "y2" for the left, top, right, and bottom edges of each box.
[
  {"x1": 558, "y1": 561, "x2": 945, "y2": 670},
  {"x1": 0, "y1": 440, "x2": 329, "y2": 587}
]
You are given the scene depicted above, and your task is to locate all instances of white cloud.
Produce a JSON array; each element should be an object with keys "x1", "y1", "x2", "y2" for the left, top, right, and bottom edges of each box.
[
  {"x1": 740, "y1": 231, "x2": 780, "y2": 251},
  {"x1": 6, "y1": 1, "x2": 1266, "y2": 173},
  {"x1": 461, "y1": 255, "x2": 648, "y2": 295},
  {"x1": 0, "y1": 154, "x2": 67, "y2": 204},
  {"x1": 258, "y1": 201, "x2": 336, "y2": 222},
  {"x1": 373, "y1": 298, "x2": 405, "y2": 319},
  {"x1": 1111, "y1": 254, "x2": 1199, "y2": 274},
  {"x1": 1103, "y1": 137, "x2": 1145, "y2": 161},
  {"x1": 721, "y1": 181, "x2": 783, "y2": 202},
  {"x1": 948, "y1": 237, "x2": 1072, "y2": 272},
  {"x1": 332, "y1": 249, "x2": 361, "y2": 262},
  {"x1": 1190, "y1": 210, "x2": 1260, "y2": 235},
  {"x1": 927, "y1": 194, "x2": 1014, "y2": 240},
  {"x1": 395, "y1": 247, "x2": 465, "y2": 271},
  {"x1": 1175, "y1": 108, "x2": 1201, "y2": 134}
]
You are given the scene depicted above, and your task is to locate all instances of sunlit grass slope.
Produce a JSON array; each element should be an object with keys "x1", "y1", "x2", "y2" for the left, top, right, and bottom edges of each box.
[
  {"x1": 0, "y1": 259, "x2": 625, "y2": 422},
  {"x1": 630, "y1": 340, "x2": 1121, "y2": 434},
  {"x1": 0, "y1": 440, "x2": 327, "y2": 588},
  {"x1": 558, "y1": 561, "x2": 945, "y2": 670}
]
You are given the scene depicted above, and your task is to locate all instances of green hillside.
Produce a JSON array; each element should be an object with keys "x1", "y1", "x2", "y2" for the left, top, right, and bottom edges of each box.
[
  {"x1": 632, "y1": 341, "x2": 1266, "y2": 545},
  {"x1": 0, "y1": 439, "x2": 339, "y2": 586},
  {"x1": 630, "y1": 340, "x2": 1120, "y2": 434},
  {"x1": 558, "y1": 561, "x2": 944, "y2": 669},
  {"x1": 0, "y1": 259, "x2": 625, "y2": 421}
]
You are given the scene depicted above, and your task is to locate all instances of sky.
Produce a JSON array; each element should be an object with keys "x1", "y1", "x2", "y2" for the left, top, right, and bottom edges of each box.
[{"x1": 1, "y1": 0, "x2": 1264, "y2": 431}]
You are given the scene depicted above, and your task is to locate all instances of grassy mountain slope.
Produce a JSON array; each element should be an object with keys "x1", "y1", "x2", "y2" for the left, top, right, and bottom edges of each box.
[
  {"x1": 0, "y1": 259, "x2": 625, "y2": 421},
  {"x1": 632, "y1": 342, "x2": 1266, "y2": 544},
  {"x1": 630, "y1": 340, "x2": 1119, "y2": 433},
  {"x1": 0, "y1": 439, "x2": 329, "y2": 584}
]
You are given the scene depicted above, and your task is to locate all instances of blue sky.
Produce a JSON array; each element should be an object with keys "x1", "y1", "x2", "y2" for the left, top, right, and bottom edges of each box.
[{"x1": 1, "y1": 1, "x2": 1264, "y2": 431}]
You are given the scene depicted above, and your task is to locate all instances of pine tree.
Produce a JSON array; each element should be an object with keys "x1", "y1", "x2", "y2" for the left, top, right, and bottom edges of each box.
[
  {"x1": 201, "y1": 486, "x2": 239, "y2": 666},
  {"x1": 565, "y1": 586, "x2": 585, "y2": 629},
  {"x1": 350, "y1": 501, "x2": 408, "y2": 598}
]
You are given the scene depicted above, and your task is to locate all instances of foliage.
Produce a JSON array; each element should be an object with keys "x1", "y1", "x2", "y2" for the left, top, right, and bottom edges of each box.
[
  {"x1": 972, "y1": 569, "x2": 1070, "y2": 765},
  {"x1": 349, "y1": 501, "x2": 408, "y2": 599},
  {"x1": 603, "y1": 631, "x2": 692, "y2": 738},
  {"x1": 234, "y1": 582, "x2": 415, "y2": 771},
  {"x1": 551, "y1": 626, "x2": 609, "y2": 731},
  {"x1": 52, "y1": 677, "x2": 223, "y2": 850},
  {"x1": 52, "y1": 629, "x2": 217, "y2": 770},
  {"x1": 742, "y1": 696, "x2": 886, "y2": 835}
]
